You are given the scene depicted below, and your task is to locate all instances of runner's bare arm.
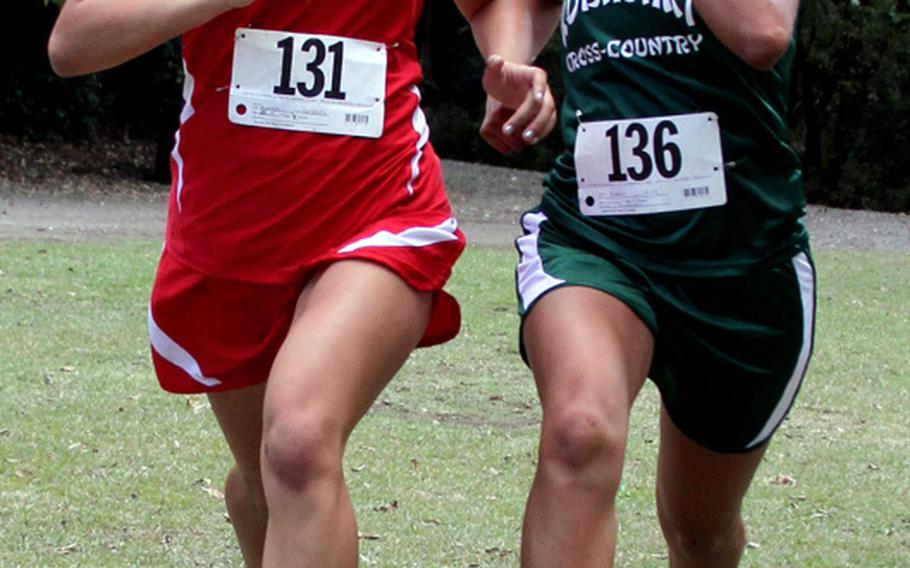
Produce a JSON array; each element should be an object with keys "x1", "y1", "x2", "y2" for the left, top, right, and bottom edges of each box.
[
  {"x1": 48, "y1": 0, "x2": 255, "y2": 77},
  {"x1": 694, "y1": 0, "x2": 800, "y2": 70},
  {"x1": 454, "y1": 0, "x2": 560, "y2": 64},
  {"x1": 453, "y1": 0, "x2": 561, "y2": 153}
]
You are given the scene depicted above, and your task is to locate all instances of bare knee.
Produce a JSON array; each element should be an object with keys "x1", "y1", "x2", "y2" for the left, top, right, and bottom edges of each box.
[
  {"x1": 658, "y1": 506, "x2": 745, "y2": 563},
  {"x1": 225, "y1": 465, "x2": 267, "y2": 517},
  {"x1": 262, "y1": 411, "x2": 343, "y2": 493},
  {"x1": 539, "y1": 407, "x2": 626, "y2": 493}
]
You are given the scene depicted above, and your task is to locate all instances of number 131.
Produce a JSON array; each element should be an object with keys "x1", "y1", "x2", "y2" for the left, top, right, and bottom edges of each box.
[{"x1": 272, "y1": 36, "x2": 347, "y2": 100}]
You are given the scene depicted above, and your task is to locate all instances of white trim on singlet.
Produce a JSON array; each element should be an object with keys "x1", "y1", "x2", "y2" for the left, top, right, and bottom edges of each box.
[
  {"x1": 746, "y1": 251, "x2": 816, "y2": 449},
  {"x1": 516, "y1": 211, "x2": 565, "y2": 312},
  {"x1": 406, "y1": 85, "x2": 430, "y2": 196},
  {"x1": 148, "y1": 305, "x2": 222, "y2": 388},
  {"x1": 172, "y1": 60, "x2": 196, "y2": 213},
  {"x1": 338, "y1": 218, "x2": 459, "y2": 253}
]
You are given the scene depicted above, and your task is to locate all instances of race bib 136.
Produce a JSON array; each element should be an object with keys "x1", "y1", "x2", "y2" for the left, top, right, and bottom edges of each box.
[{"x1": 575, "y1": 112, "x2": 727, "y2": 216}]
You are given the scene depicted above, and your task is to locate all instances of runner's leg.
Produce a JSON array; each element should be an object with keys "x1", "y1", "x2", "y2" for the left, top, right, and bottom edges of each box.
[
  {"x1": 656, "y1": 407, "x2": 768, "y2": 568},
  {"x1": 521, "y1": 287, "x2": 654, "y2": 568},
  {"x1": 208, "y1": 383, "x2": 268, "y2": 568},
  {"x1": 259, "y1": 259, "x2": 432, "y2": 568}
]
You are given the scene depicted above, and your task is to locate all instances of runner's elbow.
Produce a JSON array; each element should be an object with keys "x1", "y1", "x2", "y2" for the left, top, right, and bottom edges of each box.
[
  {"x1": 734, "y1": 24, "x2": 792, "y2": 70},
  {"x1": 453, "y1": 0, "x2": 484, "y2": 21},
  {"x1": 47, "y1": 30, "x2": 82, "y2": 78}
]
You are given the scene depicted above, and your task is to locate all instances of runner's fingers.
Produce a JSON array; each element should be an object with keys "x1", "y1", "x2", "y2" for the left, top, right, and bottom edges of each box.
[
  {"x1": 544, "y1": 109, "x2": 557, "y2": 139},
  {"x1": 480, "y1": 100, "x2": 520, "y2": 154},
  {"x1": 523, "y1": 89, "x2": 557, "y2": 144},
  {"x1": 531, "y1": 67, "x2": 549, "y2": 105},
  {"x1": 502, "y1": 92, "x2": 536, "y2": 138},
  {"x1": 482, "y1": 120, "x2": 526, "y2": 153},
  {"x1": 483, "y1": 131, "x2": 515, "y2": 154},
  {"x1": 480, "y1": 120, "x2": 513, "y2": 154},
  {"x1": 504, "y1": 86, "x2": 550, "y2": 145},
  {"x1": 481, "y1": 63, "x2": 554, "y2": 150},
  {"x1": 496, "y1": 106, "x2": 533, "y2": 152}
]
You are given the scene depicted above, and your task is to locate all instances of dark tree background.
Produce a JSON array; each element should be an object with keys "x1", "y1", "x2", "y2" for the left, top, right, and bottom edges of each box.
[
  {"x1": 794, "y1": 0, "x2": 910, "y2": 211},
  {"x1": 3, "y1": 0, "x2": 909, "y2": 212}
]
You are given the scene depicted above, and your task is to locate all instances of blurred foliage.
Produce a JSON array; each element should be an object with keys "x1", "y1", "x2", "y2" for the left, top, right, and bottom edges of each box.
[
  {"x1": 793, "y1": 0, "x2": 910, "y2": 211},
  {"x1": 1, "y1": 1, "x2": 107, "y2": 138},
  {"x1": 3, "y1": 0, "x2": 909, "y2": 211},
  {"x1": 1, "y1": 0, "x2": 182, "y2": 143}
]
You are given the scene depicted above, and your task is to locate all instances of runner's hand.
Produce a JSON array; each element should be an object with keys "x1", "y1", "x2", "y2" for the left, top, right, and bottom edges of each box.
[
  {"x1": 481, "y1": 97, "x2": 523, "y2": 154},
  {"x1": 480, "y1": 55, "x2": 556, "y2": 153}
]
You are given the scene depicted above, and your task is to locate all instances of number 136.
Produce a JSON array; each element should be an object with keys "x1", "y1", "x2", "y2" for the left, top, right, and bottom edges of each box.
[{"x1": 604, "y1": 120, "x2": 682, "y2": 182}]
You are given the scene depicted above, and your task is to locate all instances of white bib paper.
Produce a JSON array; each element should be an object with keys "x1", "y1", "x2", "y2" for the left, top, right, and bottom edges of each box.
[
  {"x1": 575, "y1": 112, "x2": 727, "y2": 216},
  {"x1": 229, "y1": 28, "x2": 387, "y2": 138}
]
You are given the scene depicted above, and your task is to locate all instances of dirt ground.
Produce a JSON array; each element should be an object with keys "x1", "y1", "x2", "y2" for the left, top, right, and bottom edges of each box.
[{"x1": 1, "y1": 137, "x2": 908, "y2": 251}]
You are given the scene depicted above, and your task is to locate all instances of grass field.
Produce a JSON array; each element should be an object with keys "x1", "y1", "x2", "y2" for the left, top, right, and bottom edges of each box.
[{"x1": 0, "y1": 240, "x2": 907, "y2": 567}]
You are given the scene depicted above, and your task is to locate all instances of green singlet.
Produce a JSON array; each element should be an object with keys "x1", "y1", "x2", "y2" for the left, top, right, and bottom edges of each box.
[
  {"x1": 543, "y1": 0, "x2": 808, "y2": 277},
  {"x1": 515, "y1": 1, "x2": 816, "y2": 452}
]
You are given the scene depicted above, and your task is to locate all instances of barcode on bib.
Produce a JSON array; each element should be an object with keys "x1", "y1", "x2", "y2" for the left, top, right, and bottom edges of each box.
[
  {"x1": 345, "y1": 113, "x2": 370, "y2": 125},
  {"x1": 684, "y1": 186, "x2": 710, "y2": 198}
]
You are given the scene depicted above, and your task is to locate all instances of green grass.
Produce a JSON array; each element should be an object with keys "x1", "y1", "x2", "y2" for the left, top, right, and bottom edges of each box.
[{"x1": 0, "y1": 241, "x2": 908, "y2": 567}]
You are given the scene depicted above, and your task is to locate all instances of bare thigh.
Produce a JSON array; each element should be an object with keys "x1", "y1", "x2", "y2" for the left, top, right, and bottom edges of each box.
[
  {"x1": 656, "y1": 406, "x2": 768, "y2": 539},
  {"x1": 524, "y1": 286, "x2": 654, "y2": 436},
  {"x1": 263, "y1": 259, "x2": 433, "y2": 450}
]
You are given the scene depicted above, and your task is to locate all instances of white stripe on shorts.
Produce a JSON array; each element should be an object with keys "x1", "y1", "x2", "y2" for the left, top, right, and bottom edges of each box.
[
  {"x1": 746, "y1": 251, "x2": 815, "y2": 449},
  {"x1": 338, "y1": 217, "x2": 459, "y2": 253},
  {"x1": 516, "y1": 211, "x2": 565, "y2": 312},
  {"x1": 148, "y1": 305, "x2": 222, "y2": 388}
]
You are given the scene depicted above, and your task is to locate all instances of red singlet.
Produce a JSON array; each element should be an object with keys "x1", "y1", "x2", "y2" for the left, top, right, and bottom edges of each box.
[{"x1": 167, "y1": 0, "x2": 463, "y2": 286}]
